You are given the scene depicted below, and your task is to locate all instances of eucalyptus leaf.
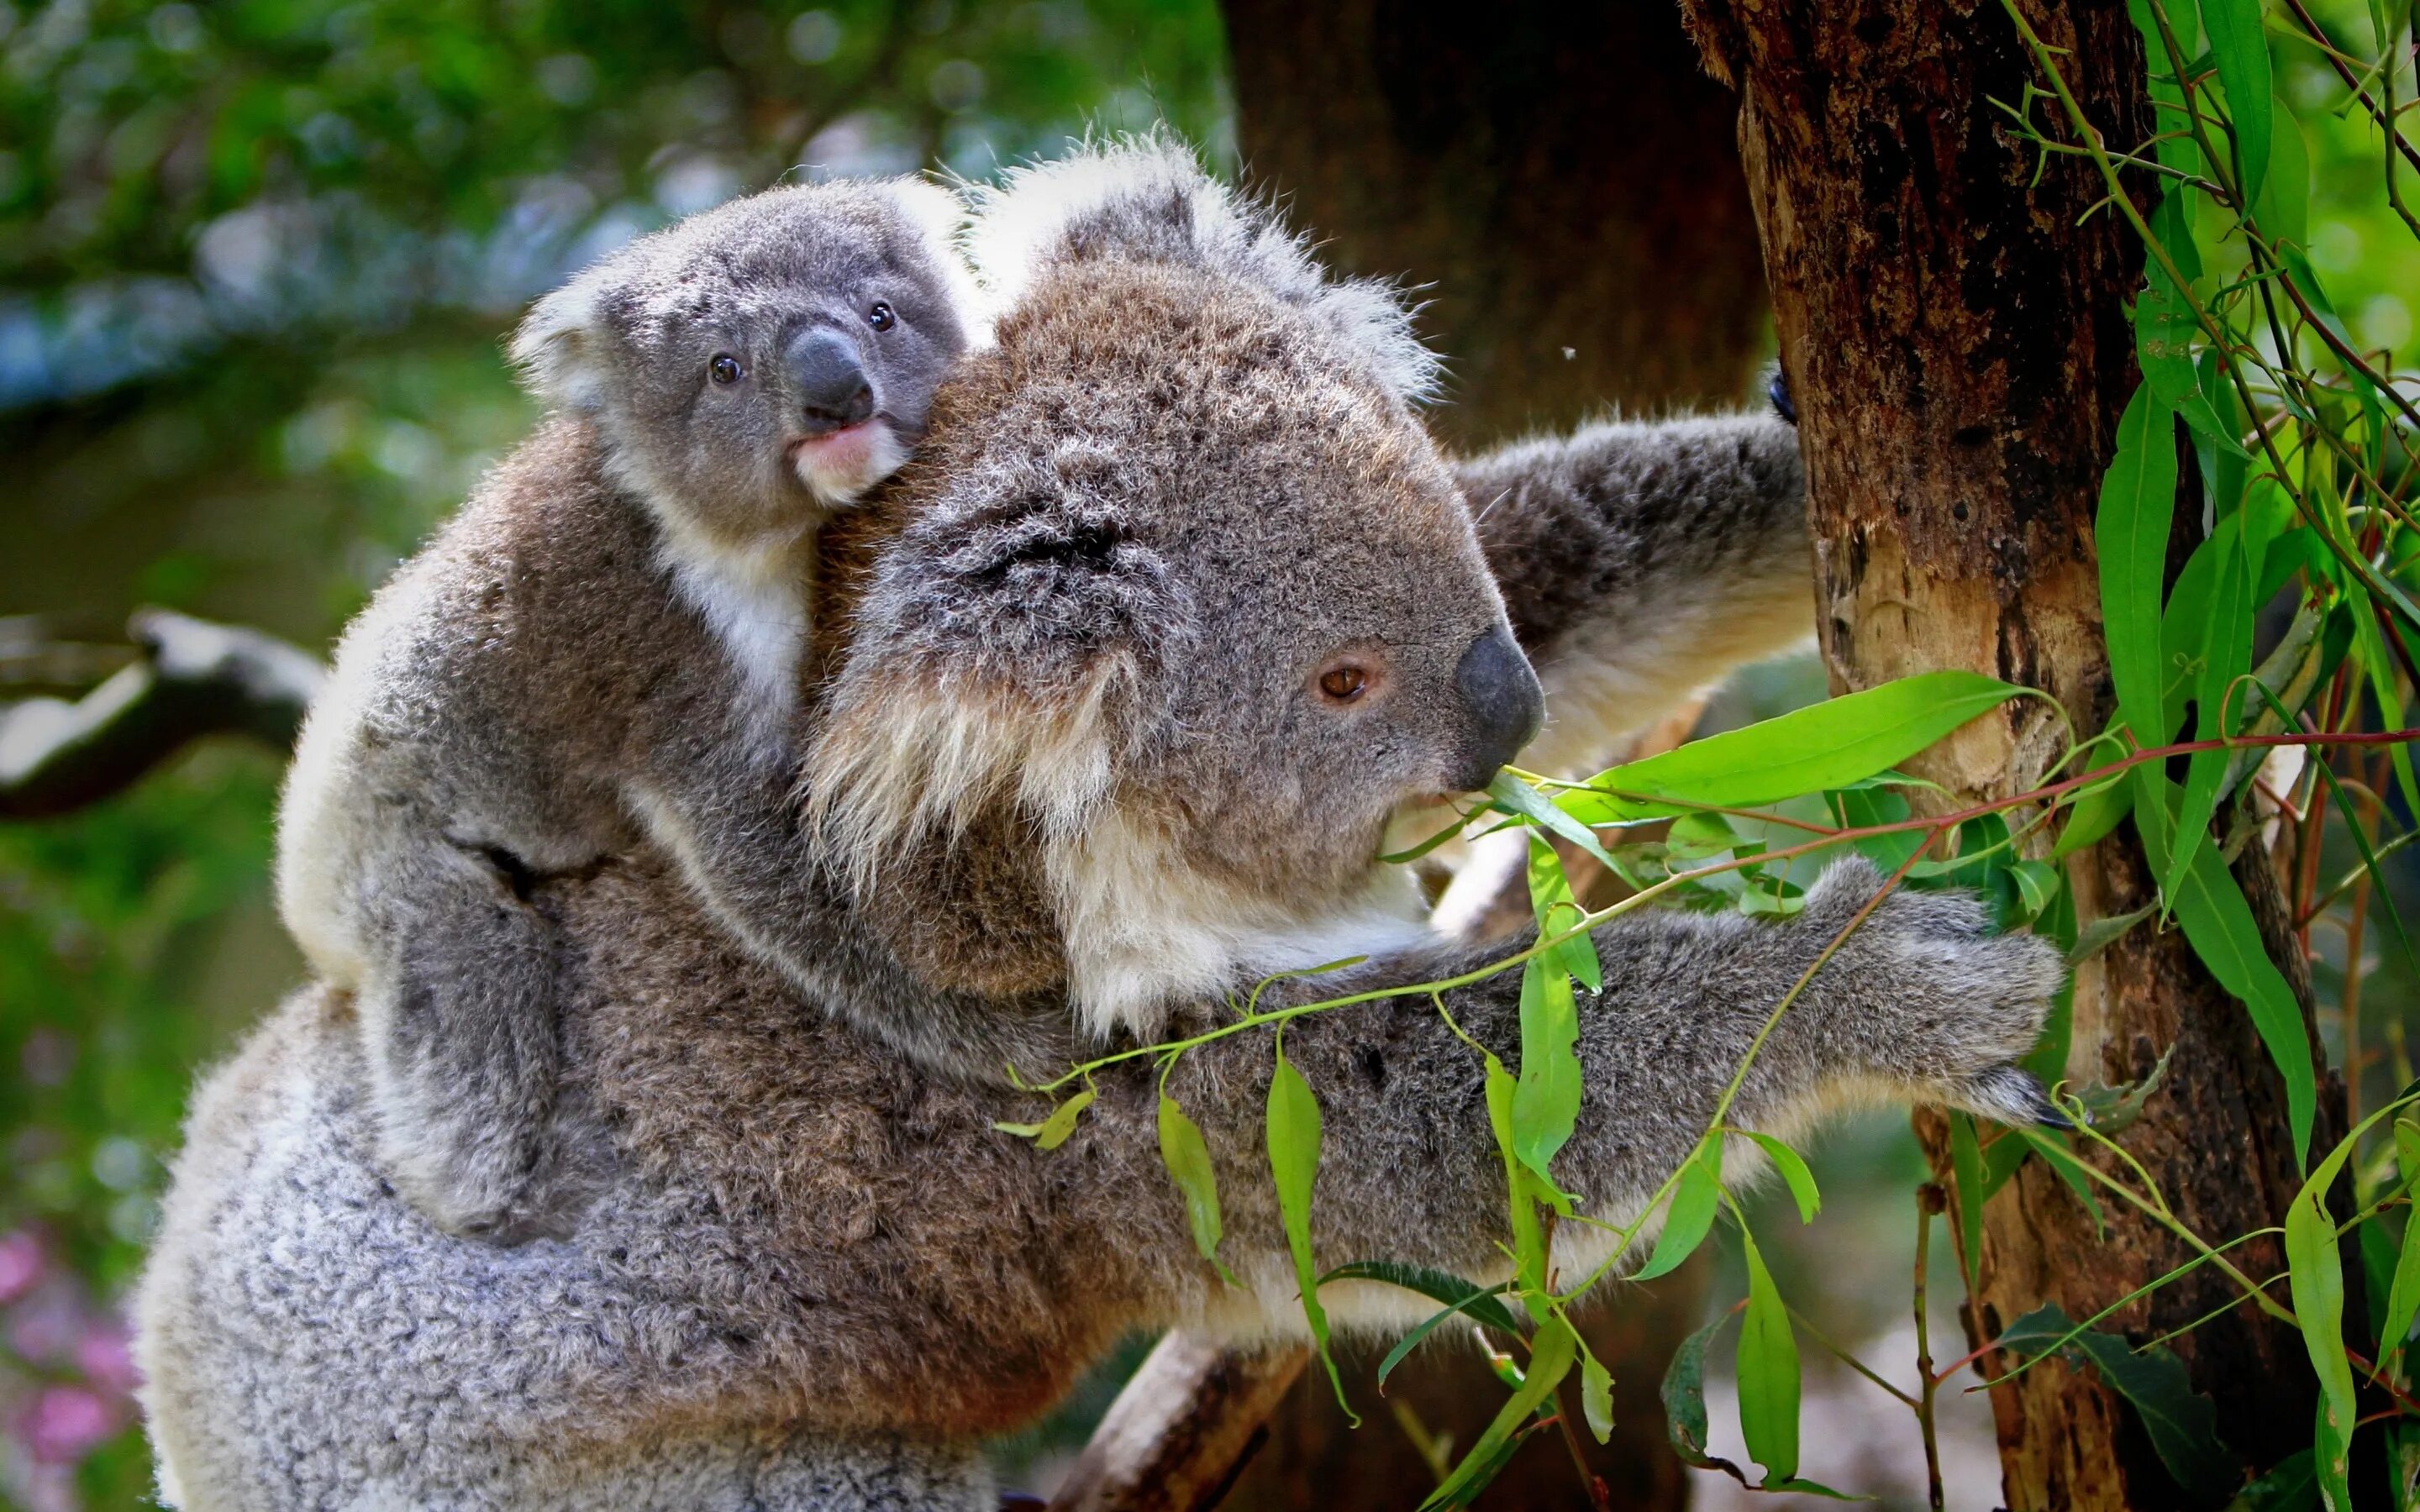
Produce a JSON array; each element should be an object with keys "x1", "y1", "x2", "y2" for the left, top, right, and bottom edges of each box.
[
  {"x1": 2286, "y1": 1129, "x2": 2363, "y2": 1509},
  {"x1": 1268, "y1": 1048, "x2": 1356, "y2": 1424},
  {"x1": 1661, "y1": 1313, "x2": 1749, "y2": 1482},
  {"x1": 2202, "y1": 0, "x2": 2273, "y2": 203},
  {"x1": 994, "y1": 1086, "x2": 1096, "y2": 1150},
  {"x1": 1634, "y1": 1137, "x2": 1723, "y2": 1282},
  {"x1": 1740, "y1": 1131, "x2": 1823, "y2": 1223},
  {"x1": 1319, "y1": 1261, "x2": 1523, "y2": 1340},
  {"x1": 1418, "y1": 1315, "x2": 1577, "y2": 1510},
  {"x1": 1737, "y1": 1225, "x2": 1801, "y2": 1484},
  {"x1": 1581, "y1": 1352, "x2": 1614, "y2": 1445},
  {"x1": 1996, "y1": 1302, "x2": 2233, "y2": 1498},
  {"x1": 1157, "y1": 1095, "x2": 1239, "y2": 1287},
  {"x1": 2098, "y1": 381, "x2": 2181, "y2": 752},
  {"x1": 1512, "y1": 956, "x2": 1582, "y2": 1184},
  {"x1": 1573, "y1": 671, "x2": 2027, "y2": 818}
]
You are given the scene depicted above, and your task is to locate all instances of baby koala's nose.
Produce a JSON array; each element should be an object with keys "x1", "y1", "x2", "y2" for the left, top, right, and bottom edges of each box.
[{"x1": 786, "y1": 328, "x2": 876, "y2": 434}]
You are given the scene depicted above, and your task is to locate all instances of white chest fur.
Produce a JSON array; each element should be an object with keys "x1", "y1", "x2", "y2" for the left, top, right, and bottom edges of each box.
[{"x1": 657, "y1": 520, "x2": 811, "y2": 748}]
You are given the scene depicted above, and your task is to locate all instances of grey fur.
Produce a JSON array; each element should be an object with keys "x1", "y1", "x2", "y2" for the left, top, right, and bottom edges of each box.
[
  {"x1": 276, "y1": 177, "x2": 977, "y2": 1243},
  {"x1": 142, "y1": 141, "x2": 2061, "y2": 1508}
]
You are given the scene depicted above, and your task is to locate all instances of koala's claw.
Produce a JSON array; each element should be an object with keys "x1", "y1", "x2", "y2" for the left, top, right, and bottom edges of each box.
[{"x1": 1953, "y1": 1063, "x2": 2072, "y2": 1131}]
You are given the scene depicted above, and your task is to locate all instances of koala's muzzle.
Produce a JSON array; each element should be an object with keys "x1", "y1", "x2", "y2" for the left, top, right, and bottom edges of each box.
[
  {"x1": 1448, "y1": 626, "x2": 1544, "y2": 792},
  {"x1": 786, "y1": 328, "x2": 876, "y2": 434}
]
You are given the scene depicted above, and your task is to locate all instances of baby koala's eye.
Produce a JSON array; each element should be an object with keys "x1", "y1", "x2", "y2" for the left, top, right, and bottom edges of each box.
[
  {"x1": 708, "y1": 354, "x2": 744, "y2": 385},
  {"x1": 866, "y1": 302, "x2": 897, "y2": 332},
  {"x1": 1318, "y1": 665, "x2": 1368, "y2": 703}
]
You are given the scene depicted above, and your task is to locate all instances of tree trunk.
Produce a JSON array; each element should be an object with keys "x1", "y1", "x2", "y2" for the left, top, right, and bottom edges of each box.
[
  {"x1": 1219, "y1": 0, "x2": 1769, "y2": 449},
  {"x1": 1683, "y1": 2, "x2": 2341, "y2": 1507}
]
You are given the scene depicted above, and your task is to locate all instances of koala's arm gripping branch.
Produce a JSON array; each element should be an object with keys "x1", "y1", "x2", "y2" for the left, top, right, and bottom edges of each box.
[
  {"x1": 0, "y1": 610, "x2": 324, "y2": 819},
  {"x1": 1152, "y1": 861, "x2": 2058, "y2": 1295},
  {"x1": 1457, "y1": 412, "x2": 1813, "y2": 774}
]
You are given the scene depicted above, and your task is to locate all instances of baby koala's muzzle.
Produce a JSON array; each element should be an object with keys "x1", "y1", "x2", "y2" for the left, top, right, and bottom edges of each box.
[{"x1": 787, "y1": 327, "x2": 876, "y2": 434}]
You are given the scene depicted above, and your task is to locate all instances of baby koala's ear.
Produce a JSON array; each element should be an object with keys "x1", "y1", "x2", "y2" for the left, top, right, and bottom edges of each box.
[{"x1": 507, "y1": 263, "x2": 618, "y2": 412}]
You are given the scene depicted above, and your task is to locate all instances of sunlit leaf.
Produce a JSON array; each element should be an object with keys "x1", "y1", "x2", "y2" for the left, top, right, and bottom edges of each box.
[
  {"x1": 1158, "y1": 1094, "x2": 1239, "y2": 1287},
  {"x1": 1737, "y1": 1224, "x2": 1800, "y2": 1484},
  {"x1": 1374, "y1": 1279, "x2": 1522, "y2": 1389},
  {"x1": 1526, "y1": 835, "x2": 1601, "y2": 991},
  {"x1": 1634, "y1": 1137, "x2": 1723, "y2": 1282},
  {"x1": 1419, "y1": 1315, "x2": 1576, "y2": 1509},
  {"x1": 1567, "y1": 672, "x2": 2027, "y2": 821},
  {"x1": 2286, "y1": 1127, "x2": 2364, "y2": 1509},
  {"x1": 2161, "y1": 516, "x2": 2255, "y2": 906},
  {"x1": 1268, "y1": 1047, "x2": 1356, "y2": 1424},
  {"x1": 1511, "y1": 956, "x2": 1582, "y2": 1185},
  {"x1": 1740, "y1": 1131, "x2": 1822, "y2": 1223},
  {"x1": 994, "y1": 1085, "x2": 1095, "y2": 1150}
]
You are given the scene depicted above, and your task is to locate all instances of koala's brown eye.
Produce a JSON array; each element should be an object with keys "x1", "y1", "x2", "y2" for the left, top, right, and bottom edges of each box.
[
  {"x1": 1318, "y1": 666, "x2": 1368, "y2": 703},
  {"x1": 866, "y1": 302, "x2": 897, "y2": 332},
  {"x1": 709, "y1": 354, "x2": 743, "y2": 385}
]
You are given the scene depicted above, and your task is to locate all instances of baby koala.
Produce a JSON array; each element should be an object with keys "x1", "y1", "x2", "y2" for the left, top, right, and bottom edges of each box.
[{"x1": 277, "y1": 178, "x2": 979, "y2": 1242}]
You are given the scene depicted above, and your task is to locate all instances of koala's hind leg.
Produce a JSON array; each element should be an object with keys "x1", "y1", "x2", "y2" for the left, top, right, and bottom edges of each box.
[{"x1": 358, "y1": 837, "x2": 581, "y2": 1244}]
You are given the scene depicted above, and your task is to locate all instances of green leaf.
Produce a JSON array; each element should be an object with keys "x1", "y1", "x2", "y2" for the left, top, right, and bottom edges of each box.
[
  {"x1": 1949, "y1": 1112, "x2": 1988, "y2": 1298},
  {"x1": 1634, "y1": 1137, "x2": 1723, "y2": 1282},
  {"x1": 1526, "y1": 835, "x2": 1601, "y2": 991},
  {"x1": 1740, "y1": 1131, "x2": 1822, "y2": 1223},
  {"x1": 1581, "y1": 1351, "x2": 1614, "y2": 1445},
  {"x1": 2068, "y1": 902, "x2": 2160, "y2": 966},
  {"x1": 1831, "y1": 785, "x2": 1928, "y2": 873},
  {"x1": 2099, "y1": 381, "x2": 2181, "y2": 751},
  {"x1": 1487, "y1": 771, "x2": 1621, "y2": 874},
  {"x1": 1375, "y1": 1280, "x2": 1522, "y2": 1389},
  {"x1": 994, "y1": 1085, "x2": 1096, "y2": 1150},
  {"x1": 2286, "y1": 1128, "x2": 2362, "y2": 1509},
  {"x1": 2161, "y1": 513, "x2": 2256, "y2": 909},
  {"x1": 2225, "y1": 1449, "x2": 2318, "y2": 1512},
  {"x1": 2202, "y1": 0, "x2": 2273, "y2": 204},
  {"x1": 2008, "y1": 858, "x2": 2062, "y2": 923},
  {"x1": 2055, "y1": 769, "x2": 2136, "y2": 858},
  {"x1": 2070, "y1": 1044, "x2": 2175, "y2": 1136},
  {"x1": 1319, "y1": 1261, "x2": 1523, "y2": 1340},
  {"x1": 1268, "y1": 1047, "x2": 1357, "y2": 1425},
  {"x1": 1420, "y1": 1316, "x2": 1577, "y2": 1509},
  {"x1": 2136, "y1": 769, "x2": 2316, "y2": 1164},
  {"x1": 1662, "y1": 1314, "x2": 1746, "y2": 1479},
  {"x1": 1483, "y1": 1052, "x2": 1549, "y2": 1289},
  {"x1": 1997, "y1": 1302, "x2": 2233, "y2": 1497},
  {"x1": 1570, "y1": 671, "x2": 2027, "y2": 819},
  {"x1": 2254, "y1": 96, "x2": 2309, "y2": 246},
  {"x1": 1512, "y1": 955, "x2": 1583, "y2": 1184},
  {"x1": 1158, "y1": 1094, "x2": 1239, "y2": 1287},
  {"x1": 1737, "y1": 1224, "x2": 1801, "y2": 1484}
]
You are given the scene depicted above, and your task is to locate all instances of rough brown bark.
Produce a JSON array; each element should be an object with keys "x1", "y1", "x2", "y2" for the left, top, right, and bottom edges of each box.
[
  {"x1": 1683, "y1": 2, "x2": 2342, "y2": 1508},
  {"x1": 1219, "y1": 0, "x2": 1769, "y2": 449}
]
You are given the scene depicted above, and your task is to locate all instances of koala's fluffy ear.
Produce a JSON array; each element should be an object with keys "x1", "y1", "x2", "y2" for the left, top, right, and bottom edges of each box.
[
  {"x1": 806, "y1": 438, "x2": 1181, "y2": 890},
  {"x1": 969, "y1": 133, "x2": 1439, "y2": 407},
  {"x1": 876, "y1": 176, "x2": 994, "y2": 349},
  {"x1": 507, "y1": 263, "x2": 618, "y2": 412}
]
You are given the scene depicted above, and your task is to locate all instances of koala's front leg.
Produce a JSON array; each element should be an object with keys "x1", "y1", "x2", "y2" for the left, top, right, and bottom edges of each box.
[
  {"x1": 1457, "y1": 412, "x2": 1812, "y2": 775},
  {"x1": 355, "y1": 833, "x2": 579, "y2": 1244},
  {"x1": 1168, "y1": 860, "x2": 2060, "y2": 1321}
]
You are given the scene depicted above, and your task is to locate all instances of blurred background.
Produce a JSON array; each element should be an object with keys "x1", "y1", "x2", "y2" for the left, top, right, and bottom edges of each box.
[{"x1": 1, "y1": 1, "x2": 2412, "y2": 1508}]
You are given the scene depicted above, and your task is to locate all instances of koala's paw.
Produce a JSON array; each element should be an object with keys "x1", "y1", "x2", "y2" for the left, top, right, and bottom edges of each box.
[{"x1": 1801, "y1": 858, "x2": 2069, "y2": 1127}]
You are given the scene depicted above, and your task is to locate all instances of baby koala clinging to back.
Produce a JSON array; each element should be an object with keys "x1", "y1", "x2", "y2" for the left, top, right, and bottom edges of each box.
[{"x1": 277, "y1": 177, "x2": 978, "y2": 1242}]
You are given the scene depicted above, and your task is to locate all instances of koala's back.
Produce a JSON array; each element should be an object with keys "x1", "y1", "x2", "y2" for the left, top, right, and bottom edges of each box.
[{"x1": 276, "y1": 418, "x2": 711, "y2": 981}]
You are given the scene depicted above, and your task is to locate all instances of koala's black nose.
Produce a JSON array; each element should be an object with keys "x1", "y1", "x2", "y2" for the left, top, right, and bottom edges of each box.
[
  {"x1": 786, "y1": 328, "x2": 876, "y2": 433},
  {"x1": 1448, "y1": 625, "x2": 1545, "y2": 792}
]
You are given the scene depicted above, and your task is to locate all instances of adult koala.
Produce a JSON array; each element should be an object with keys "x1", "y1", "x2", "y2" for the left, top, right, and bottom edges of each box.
[{"x1": 134, "y1": 141, "x2": 2060, "y2": 1509}]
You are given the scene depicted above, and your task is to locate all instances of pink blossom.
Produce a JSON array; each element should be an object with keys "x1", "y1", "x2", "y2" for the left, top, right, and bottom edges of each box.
[
  {"x1": 0, "y1": 1231, "x2": 41, "y2": 1307},
  {"x1": 76, "y1": 1316, "x2": 139, "y2": 1397},
  {"x1": 23, "y1": 1383, "x2": 116, "y2": 1463}
]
